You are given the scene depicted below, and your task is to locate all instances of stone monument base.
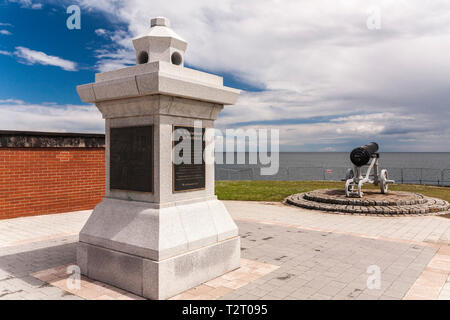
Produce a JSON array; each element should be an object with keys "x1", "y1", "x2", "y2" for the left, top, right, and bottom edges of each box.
[
  {"x1": 77, "y1": 197, "x2": 240, "y2": 300},
  {"x1": 77, "y1": 238, "x2": 240, "y2": 300}
]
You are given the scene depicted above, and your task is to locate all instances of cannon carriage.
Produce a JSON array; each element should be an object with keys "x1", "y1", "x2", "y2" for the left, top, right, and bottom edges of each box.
[{"x1": 344, "y1": 142, "x2": 394, "y2": 197}]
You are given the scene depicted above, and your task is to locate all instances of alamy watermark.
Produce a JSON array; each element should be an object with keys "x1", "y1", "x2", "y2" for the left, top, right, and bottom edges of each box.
[
  {"x1": 66, "y1": 265, "x2": 81, "y2": 290},
  {"x1": 172, "y1": 120, "x2": 280, "y2": 175},
  {"x1": 366, "y1": 265, "x2": 381, "y2": 290},
  {"x1": 66, "y1": 5, "x2": 81, "y2": 30},
  {"x1": 366, "y1": 6, "x2": 381, "y2": 30}
]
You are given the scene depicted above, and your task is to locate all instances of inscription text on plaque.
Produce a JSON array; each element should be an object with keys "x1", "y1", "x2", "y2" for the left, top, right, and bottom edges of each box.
[
  {"x1": 173, "y1": 126, "x2": 205, "y2": 192},
  {"x1": 110, "y1": 125, "x2": 153, "y2": 192}
]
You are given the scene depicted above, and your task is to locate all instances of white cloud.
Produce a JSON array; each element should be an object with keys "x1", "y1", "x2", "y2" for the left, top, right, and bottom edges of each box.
[
  {"x1": 0, "y1": 98, "x2": 24, "y2": 104},
  {"x1": 0, "y1": 30, "x2": 12, "y2": 35},
  {"x1": 75, "y1": 0, "x2": 450, "y2": 150},
  {"x1": 94, "y1": 48, "x2": 135, "y2": 72},
  {"x1": 218, "y1": 90, "x2": 450, "y2": 151},
  {"x1": 0, "y1": 50, "x2": 12, "y2": 56},
  {"x1": 13, "y1": 46, "x2": 77, "y2": 71},
  {"x1": 8, "y1": 0, "x2": 42, "y2": 9},
  {"x1": 0, "y1": 99, "x2": 103, "y2": 133},
  {"x1": 0, "y1": 23, "x2": 12, "y2": 26},
  {"x1": 95, "y1": 28, "x2": 107, "y2": 36}
]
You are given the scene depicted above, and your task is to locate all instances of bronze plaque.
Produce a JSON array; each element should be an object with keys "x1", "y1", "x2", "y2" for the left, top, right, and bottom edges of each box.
[
  {"x1": 173, "y1": 126, "x2": 205, "y2": 192},
  {"x1": 110, "y1": 126, "x2": 153, "y2": 192}
]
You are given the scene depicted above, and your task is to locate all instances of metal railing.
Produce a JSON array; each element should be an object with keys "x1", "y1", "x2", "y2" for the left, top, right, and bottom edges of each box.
[{"x1": 215, "y1": 166, "x2": 450, "y2": 186}]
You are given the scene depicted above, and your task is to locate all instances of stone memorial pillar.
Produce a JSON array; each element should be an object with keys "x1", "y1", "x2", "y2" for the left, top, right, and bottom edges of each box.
[{"x1": 76, "y1": 17, "x2": 241, "y2": 300}]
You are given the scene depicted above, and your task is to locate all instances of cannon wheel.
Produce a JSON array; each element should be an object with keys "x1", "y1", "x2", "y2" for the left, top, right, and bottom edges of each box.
[
  {"x1": 346, "y1": 181, "x2": 354, "y2": 197},
  {"x1": 345, "y1": 169, "x2": 355, "y2": 197},
  {"x1": 380, "y1": 169, "x2": 389, "y2": 194},
  {"x1": 345, "y1": 168, "x2": 354, "y2": 180},
  {"x1": 358, "y1": 180, "x2": 364, "y2": 197}
]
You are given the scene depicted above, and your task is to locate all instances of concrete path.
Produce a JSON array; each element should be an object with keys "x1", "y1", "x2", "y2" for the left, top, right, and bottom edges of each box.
[
  {"x1": 0, "y1": 210, "x2": 90, "y2": 248},
  {"x1": 225, "y1": 201, "x2": 450, "y2": 245},
  {"x1": 0, "y1": 201, "x2": 449, "y2": 300}
]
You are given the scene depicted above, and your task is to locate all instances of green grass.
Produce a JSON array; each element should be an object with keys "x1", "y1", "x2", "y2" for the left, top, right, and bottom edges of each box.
[{"x1": 215, "y1": 180, "x2": 450, "y2": 202}]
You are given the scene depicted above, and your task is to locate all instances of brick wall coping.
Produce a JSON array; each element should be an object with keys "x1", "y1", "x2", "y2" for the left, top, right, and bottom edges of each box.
[{"x1": 0, "y1": 130, "x2": 105, "y2": 148}]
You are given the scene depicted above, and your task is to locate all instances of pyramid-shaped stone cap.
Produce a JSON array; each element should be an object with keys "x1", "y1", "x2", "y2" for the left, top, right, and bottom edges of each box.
[
  {"x1": 132, "y1": 16, "x2": 187, "y2": 66},
  {"x1": 77, "y1": 17, "x2": 240, "y2": 106}
]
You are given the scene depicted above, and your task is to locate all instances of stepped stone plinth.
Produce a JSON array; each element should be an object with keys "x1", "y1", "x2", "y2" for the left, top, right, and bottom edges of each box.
[{"x1": 286, "y1": 189, "x2": 450, "y2": 216}]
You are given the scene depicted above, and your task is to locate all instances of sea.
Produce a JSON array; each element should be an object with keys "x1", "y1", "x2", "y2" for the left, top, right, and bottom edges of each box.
[{"x1": 214, "y1": 152, "x2": 450, "y2": 186}]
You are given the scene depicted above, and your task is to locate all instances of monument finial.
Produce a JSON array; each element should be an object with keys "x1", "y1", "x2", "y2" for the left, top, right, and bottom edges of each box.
[
  {"x1": 150, "y1": 16, "x2": 170, "y2": 27},
  {"x1": 133, "y1": 16, "x2": 187, "y2": 66}
]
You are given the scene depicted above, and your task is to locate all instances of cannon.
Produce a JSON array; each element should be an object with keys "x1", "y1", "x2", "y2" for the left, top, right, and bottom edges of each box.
[{"x1": 344, "y1": 142, "x2": 394, "y2": 197}]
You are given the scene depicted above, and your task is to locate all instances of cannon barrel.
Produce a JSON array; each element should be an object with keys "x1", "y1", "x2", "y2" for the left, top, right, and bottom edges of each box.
[{"x1": 350, "y1": 142, "x2": 379, "y2": 167}]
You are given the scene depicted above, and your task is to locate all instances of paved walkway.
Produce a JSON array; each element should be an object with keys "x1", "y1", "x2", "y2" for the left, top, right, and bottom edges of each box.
[
  {"x1": 226, "y1": 201, "x2": 450, "y2": 244},
  {"x1": 0, "y1": 201, "x2": 449, "y2": 300},
  {"x1": 0, "y1": 210, "x2": 90, "y2": 248}
]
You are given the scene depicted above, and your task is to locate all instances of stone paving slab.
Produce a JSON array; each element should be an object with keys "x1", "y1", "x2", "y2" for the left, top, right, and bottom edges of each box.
[
  {"x1": 31, "y1": 259, "x2": 279, "y2": 300},
  {"x1": 0, "y1": 237, "x2": 80, "y2": 300},
  {"x1": 32, "y1": 265, "x2": 145, "y2": 300},
  {"x1": 0, "y1": 222, "x2": 439, "y2": 300},
  {"x1": 0, "y1": 210, "x2": 90, "y2": 248},
  {"x1": 220, "y1": 221, "x2": 438, "y2": 300},
  {"x1": 225, "y1": 201, "x2": 450, "y2": 245},
  {"x1": 1, "y1": 202, "x2": 450, "y2": 300},
  {"x1": 405, "y1": 246, "x2": 450, "y2": 300},
  {"x1": 170, "y1": 259, "x2": 278, "y2": 300},
  {"x1": 437, "y1": 275, "x2": 450, "y2": 300}
]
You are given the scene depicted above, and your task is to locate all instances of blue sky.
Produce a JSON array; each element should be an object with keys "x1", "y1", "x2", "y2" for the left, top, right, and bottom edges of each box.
[
  {"x1": 1, "y1": 1, "x2": 450, "y2": 152},
  {"x1": 0, "y1": 1, "x2": 257, "y2": 105},
  {"x1": 0, "y1": 3, "x2": 117, "y2": 104}
]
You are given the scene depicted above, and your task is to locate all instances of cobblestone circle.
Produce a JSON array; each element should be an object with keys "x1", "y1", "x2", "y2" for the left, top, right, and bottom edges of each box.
[{"x1": 285, "y1": 189, "x2": 450, "y2": 216}]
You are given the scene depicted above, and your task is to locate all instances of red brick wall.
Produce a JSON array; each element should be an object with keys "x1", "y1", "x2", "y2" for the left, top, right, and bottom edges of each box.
[{"x1": 0, "y1": 148, "x2": 105, "y2": 219}]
